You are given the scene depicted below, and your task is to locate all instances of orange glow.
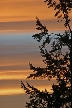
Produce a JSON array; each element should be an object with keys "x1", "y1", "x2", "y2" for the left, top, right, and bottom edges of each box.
[
  {"x1": 0, "y1": 0, "x2": 72, "y2": 32},
  {"x1": 0, "y1": 0, "x2": 72, "y2": 22},
  {"x1": 0, "y1": 85, "x2": 52, "y2": 95},
  {"x1": 0, "y1": 0, "x2": 55, "y2": 22},
  {"x1": 0, "y1": 70, "x2": 32, "y2": 80},
  {"x1": 0, "y1": 70, "x2": 56, "y2": 80},
  {"x1": 0, "y1": 88, "x2": 24, "y2": 95}
]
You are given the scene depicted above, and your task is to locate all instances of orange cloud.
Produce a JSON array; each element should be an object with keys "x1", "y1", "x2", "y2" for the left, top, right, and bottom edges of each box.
[
  {"x1": 0, "y1": 70, "x2": 32, "y2": 80},
  {"x1": 0, "y1": 86, "x2": 52, "y2": 95},
  {"x1": 0, "y1": 88, "x2": 24, "y2": 95},
  {"x1": 0, "y1": 0, "x2": 54, "y2": 22},
  {"x1": 0, "y1": 79, "x2": 55, "y2": 95},
  {"x1": 0, "y1": 0, "x2": 72, "y2": 32}
]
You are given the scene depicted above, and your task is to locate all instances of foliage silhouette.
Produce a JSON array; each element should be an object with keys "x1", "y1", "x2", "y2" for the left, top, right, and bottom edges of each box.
[{"x1": 21, "y1": 0, "x2": 72, "y2": 108}]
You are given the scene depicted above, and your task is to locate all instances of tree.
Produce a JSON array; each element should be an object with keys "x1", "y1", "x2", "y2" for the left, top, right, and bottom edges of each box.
[{"x1": 21, "y1": 0, "x2": 72, "y2": 108}]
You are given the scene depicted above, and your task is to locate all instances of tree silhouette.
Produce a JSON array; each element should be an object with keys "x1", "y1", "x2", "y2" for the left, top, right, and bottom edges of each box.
[{"x1": 21, "y1": 0, "x2": 72, "y2": 108}]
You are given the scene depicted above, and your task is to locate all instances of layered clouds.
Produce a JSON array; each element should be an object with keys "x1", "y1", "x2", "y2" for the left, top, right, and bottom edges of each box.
[
  {"x1": 0, "y1": 0, "x2": 54, "y2": 22},
  {"x1": 0, "y1": 0, "x2": 72, "y2": 108},
  {"x1": 0, "y1": 0, "x2": 72, "y2": 32},
  {"x1": 0, "y1": 33, "x2": 54, "y2": 99},
  {"x1": 0, "y1": 33, "x2": 56, "y2": 108}
]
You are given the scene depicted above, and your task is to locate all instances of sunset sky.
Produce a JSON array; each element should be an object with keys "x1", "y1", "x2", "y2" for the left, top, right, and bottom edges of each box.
[
  {"x1": 1, "y1": 0, "x2": 72, "y2": 32},
  {"x1": 0, "y1": 0, "x2": 72, "y2": 108}
]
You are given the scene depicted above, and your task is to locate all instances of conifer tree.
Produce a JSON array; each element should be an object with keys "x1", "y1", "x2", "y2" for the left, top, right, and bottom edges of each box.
[{"x1": 21, "y1": 0, "x2": 72, "y2": 107}]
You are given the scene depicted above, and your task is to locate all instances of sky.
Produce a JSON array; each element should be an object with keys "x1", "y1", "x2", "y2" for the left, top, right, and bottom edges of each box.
[
  {"x1": 1, "y1": 0, "x2": 72, "y2": 32},
  {"x1": 0, "y1": 0, "x2": 72, "y2": 108}
]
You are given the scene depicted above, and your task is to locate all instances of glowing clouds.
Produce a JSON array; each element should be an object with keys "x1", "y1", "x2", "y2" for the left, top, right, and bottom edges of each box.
[{"x1": 0, "y1": 70, "x2": 32, "y2": 80}]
